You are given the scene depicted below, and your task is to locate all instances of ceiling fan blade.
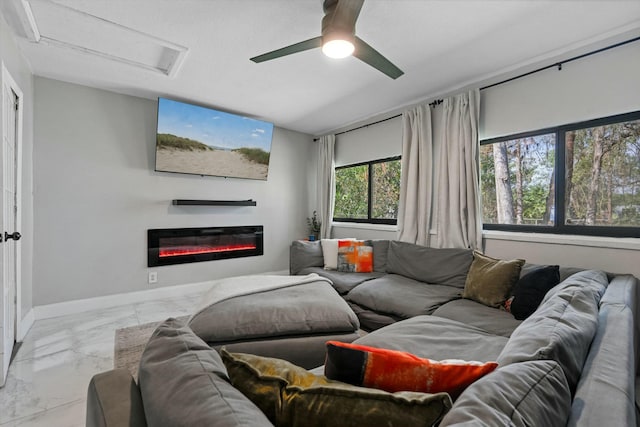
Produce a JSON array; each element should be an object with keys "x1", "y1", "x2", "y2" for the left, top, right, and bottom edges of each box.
[
  {"x1": 353, "y1": 36, "x2": 404, "y2": 79},
  {"x1": 250, "y1": 37, "x2": 323, "y2": 63}
]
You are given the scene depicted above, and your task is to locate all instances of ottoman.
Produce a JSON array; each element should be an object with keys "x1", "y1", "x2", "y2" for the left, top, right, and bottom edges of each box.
[{"x1": 188, "y1": 273, "x2": 361, "y2": 369}]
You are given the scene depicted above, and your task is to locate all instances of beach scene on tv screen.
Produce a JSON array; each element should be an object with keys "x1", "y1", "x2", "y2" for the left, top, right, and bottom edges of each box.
[{"x1": 155, "y1": 98, "x2": 274, "y2": 180}]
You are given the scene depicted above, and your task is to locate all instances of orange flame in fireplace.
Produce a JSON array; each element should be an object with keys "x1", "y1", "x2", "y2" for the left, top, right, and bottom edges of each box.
[{"x1": 159, "y1": 244, "x2": 257, "y2": 258}]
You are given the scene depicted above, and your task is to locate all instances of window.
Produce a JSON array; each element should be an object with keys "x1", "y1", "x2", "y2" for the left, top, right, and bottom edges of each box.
[
  {"x1": 480, "y1": 111, "x2": 640, "y2": 237},
  {"x1": 334, "y1": 157, "x2": 401, "y2": 225}
]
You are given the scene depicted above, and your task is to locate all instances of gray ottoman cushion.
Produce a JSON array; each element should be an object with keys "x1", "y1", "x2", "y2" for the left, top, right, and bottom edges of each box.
[
  {"x1": 189, "y1": 278, "x2": 359, "y2": 342},
  {"x1": 440, "y1": 360, "x2": 571, "y2": 427},
  {"x1": 187, "y1": 275, "x2": 359, "y2": 368},
  {"x1": 138, "y1": 318, "x2": 273, "y2": 427}
]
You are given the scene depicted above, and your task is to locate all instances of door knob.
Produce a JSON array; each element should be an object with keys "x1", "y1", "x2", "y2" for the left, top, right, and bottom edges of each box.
[{"x1": 4, "y1": 232, "x2": 21, "y2": 241}]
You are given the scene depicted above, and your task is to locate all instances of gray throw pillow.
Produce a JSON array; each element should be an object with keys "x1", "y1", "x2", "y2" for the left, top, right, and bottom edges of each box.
[
  {"x1": 440, "y1": 360, "x2": 571, "y2": 427},
  {"x1": 289, "y1": 240, "x2": 323, "y2": 275},
  {"x1": 138, "y1": 318, "x2": 273, "y2": 427},
  {"x1": 386, "y1": 241, "x2": 473, "y2": 288},
  {"x1": 497, "y1": 270, "x2": 608, "y2": 393}
]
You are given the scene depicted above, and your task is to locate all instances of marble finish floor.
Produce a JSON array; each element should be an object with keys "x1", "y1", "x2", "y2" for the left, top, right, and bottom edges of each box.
[{"x1": 0, "y1": 291, "x2": 204, "y2": 426}]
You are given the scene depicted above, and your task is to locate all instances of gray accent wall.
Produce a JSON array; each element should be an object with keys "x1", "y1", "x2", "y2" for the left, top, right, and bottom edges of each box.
[
  {"x1": 0, "y1": 15, "x2": 34, "y2": 322},
  {"x1": 33, "y1": 77, "x2": 315, "y2": 305}
]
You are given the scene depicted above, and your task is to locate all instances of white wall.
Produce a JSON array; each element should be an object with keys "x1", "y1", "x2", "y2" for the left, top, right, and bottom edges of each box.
[
  {"x1": 33, "y1": 77, "x2": 315, "y2": 305},
  {"x1": 330, "y1": 40, "x2": 640, "y2": 277},
  {"x1": 0, "y1": 14, "x2": 34, "y2": 328}
]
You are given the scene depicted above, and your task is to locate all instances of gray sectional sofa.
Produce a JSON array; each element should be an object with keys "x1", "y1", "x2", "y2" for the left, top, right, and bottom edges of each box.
[{"x1": 86, "y1": 239, "x2": 640, "y2": 426}]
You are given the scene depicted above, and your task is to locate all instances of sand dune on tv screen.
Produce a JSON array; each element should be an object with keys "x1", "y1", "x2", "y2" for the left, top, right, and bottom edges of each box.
[{"x1": 156, "y1": 148, "x2": 268, "y2": 180}]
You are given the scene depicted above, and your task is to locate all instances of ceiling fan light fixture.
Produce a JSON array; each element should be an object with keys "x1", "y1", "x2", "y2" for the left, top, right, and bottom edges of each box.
[{"x1": 322, "y1": 38, "x2": 354, "y2": 59}]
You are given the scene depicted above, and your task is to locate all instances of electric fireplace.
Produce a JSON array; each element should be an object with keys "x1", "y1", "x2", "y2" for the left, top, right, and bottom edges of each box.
[{"x1": 147, "y1": 226, "x2": 263, "y2": 267}]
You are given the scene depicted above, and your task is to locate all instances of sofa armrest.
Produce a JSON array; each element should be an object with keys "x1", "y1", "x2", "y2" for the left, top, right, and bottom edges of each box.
[{"x1": 86, "y1": 369, "x2": 147, "y2": 427}]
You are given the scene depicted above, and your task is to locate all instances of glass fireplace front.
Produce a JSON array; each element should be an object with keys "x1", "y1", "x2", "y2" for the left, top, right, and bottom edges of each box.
[{"x1": 147, "y1": 226, "x2": 263, "y2": 267}]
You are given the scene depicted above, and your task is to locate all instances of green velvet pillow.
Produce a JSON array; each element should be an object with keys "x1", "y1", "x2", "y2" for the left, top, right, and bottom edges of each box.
[
  {"x1": 462, "y1": 251, "x2": 525, "y2": 308},
  {"x1": 220, "y1": 349, "x2": 452, "y2": 427}
]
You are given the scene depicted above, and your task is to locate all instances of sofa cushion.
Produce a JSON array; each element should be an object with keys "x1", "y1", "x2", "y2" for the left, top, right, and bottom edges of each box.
[
  {"x1": 346, "y1": 274, "x2": 462, "y2": 318},
  {"x1": 386, "y1": 241, "x2": 473, "y2": 288},
  {"x1": 86, "y1": 369, "x2": 147, "y2": 427},
  {"x1": 138, "y1": 318, "x2": 273, "y2": 427},
  {"x1": 354, "y1": 315, "x2": 509, "y2": 363},
  {"x1": 541, "y1": 269, "x2": 608, "y2": 305},
  {"x1": 432, "y1": 299, "x2": 522, "y2": 337},
  {"x1": 367, "y1": 239, "x2": 390, "y2": 272},
  {"x1": 497, "y1": 270, "x2": 608, "y2": 393},
  {"x1": 221, "y1": 349, "x2": 452, "y2": 427},
  {"x1": 439, "y1": 360, "x2": 572, "y2": 427},
  {"x1": 298, "y1": 267, "x2": 383, "y2": 294},
  {"x1": 507, "y1": 265, "x2": 560, "y2": 320},
  {"x1": 462, "y1": 251, "x2": 525, "y2": 308},
  {"x1": 289, "y1": 240, "x2": 323, "y2": 275},
  {"x1": 324, "y1": 341, "x2": 497, "y2": 398},
  {"x1": 568, "y1": 278, "x2": 638, "y2": 426}
]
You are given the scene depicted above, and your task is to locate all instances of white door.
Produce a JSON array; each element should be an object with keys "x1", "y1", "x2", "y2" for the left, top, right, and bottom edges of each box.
[{"x1": 0, "y1": 65, "x2": 22, "y2": 387}]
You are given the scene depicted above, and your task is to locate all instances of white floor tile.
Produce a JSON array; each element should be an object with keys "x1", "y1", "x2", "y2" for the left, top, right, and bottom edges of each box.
[
  {"x1": 0, "y1": 399, "x2": 85, "y2": 427},
  {"x1": 0, "y1": 294, "x2": 192, "y2": 426},
  {"x1": 14, "y1": 306, "x2": 138, "y2": 363},
  {"x1": 133, "y1": 297, "x2": 196, "y2": 324},
  {"x1": 0, "y1": 348, "x2": 110, "y2": 424}
]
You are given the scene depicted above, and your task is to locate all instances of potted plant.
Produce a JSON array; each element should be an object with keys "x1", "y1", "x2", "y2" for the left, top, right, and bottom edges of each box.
[{"x1": 307, "y1": 211, "x2": 321, "y2": 241}]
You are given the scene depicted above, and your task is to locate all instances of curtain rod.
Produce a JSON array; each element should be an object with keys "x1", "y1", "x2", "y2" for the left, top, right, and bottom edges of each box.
[
  {"x1": 314, "y1": 99, "x2": 442, "y2": 141},
  {"x1": 480, "y1": 35, "x2": 640, "y2": 91},
  {"x1": 314, "y1": 35, "x2": 639, "y2": 141}
]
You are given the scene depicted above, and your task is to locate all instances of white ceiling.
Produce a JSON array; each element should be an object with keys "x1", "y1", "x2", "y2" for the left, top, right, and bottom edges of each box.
[{"x1": 3, "y1": 0, "x2": 640, "y2": 135}]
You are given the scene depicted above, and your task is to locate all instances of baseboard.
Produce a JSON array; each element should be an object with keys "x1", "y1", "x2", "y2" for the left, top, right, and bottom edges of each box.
[
  {"x1": 32, "y1": 269, "x2": 291, "y2": 321},
  {"x1": 17, "y1": 308, "x2": 34, "y2": 341}
]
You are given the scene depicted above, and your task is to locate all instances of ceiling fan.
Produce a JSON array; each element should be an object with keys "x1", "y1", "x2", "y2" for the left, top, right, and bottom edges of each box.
[{"x1": 250, "y1": 0, "x2": 404, "y2": 79}]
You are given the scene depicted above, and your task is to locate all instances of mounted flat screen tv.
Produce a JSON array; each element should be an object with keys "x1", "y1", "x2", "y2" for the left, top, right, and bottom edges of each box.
[{"x1": 155, "y1": 97, "x2": 274, "y2": 180}]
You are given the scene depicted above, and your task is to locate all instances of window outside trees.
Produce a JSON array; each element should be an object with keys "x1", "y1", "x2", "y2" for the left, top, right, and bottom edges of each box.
[
  {"x1": 480, "y1": 111, "x2": 640, "y2": 237},
  {"x1": 334, "y1": 157, "x2": 401, "y2": 225}
]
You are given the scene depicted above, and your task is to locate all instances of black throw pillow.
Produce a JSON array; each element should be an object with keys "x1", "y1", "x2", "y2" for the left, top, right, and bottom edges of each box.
[{"x1": 509, "y1": 265, "x2": 560, "y2": 320}]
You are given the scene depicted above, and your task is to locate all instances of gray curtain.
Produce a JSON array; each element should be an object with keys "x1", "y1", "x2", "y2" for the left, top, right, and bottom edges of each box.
[
  {"x1": 436, "y1": 89, "x2": 482, "y2": 249},
  {"x1": 397, "y1": 105, "x2": 434, "y2": 246},
  {"x1": 317, "y1": 134, "x2": 335, "y2": 239}
]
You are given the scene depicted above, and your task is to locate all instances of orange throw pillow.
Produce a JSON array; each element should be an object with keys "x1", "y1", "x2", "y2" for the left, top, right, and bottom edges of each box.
[
  {"x1": 325, "y1": 341, "x2": 497, "y2": 398},
  {"x1": 337, "y1": 240, "x2": 373, "y2": 273}
]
